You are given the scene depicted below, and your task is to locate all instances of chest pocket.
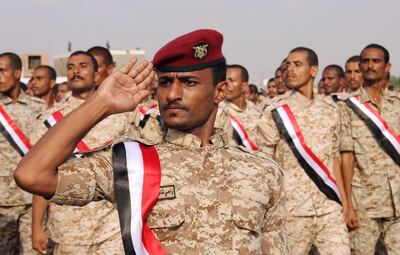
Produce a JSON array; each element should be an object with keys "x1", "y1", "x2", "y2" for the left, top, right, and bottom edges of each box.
[
  {"x1": 146, "y1": 197, "x2": 185, "y2": 243},
  {"x1": 232, "y1": 197, "x2": 266, "y2": 236}
]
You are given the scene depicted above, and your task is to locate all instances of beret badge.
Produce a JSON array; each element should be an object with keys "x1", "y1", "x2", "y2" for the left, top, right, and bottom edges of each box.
[{"x1": 192, "y1": 43, "x2": 208, "y2": 60}]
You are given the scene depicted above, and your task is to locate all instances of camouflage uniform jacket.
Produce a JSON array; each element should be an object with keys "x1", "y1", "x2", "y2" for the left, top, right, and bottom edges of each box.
[
  {"x1": 0, "y1": 91, "x2": 46, "y2": 206},
  {"x1": 50, "y1": 129, "x2": 288, "y2": 254},
  {"x1": 257, "y1": 90, "x2": 342, "y2": 216},
  {"x1": 33, "y1": 92, "x2": 131, "y2": 245},
  {"x1": 339, "y1": 87, "x2": 400, "y2": 218},
  {"x1": 219, "y1": 100, "x2": 261, "y2": 148}
]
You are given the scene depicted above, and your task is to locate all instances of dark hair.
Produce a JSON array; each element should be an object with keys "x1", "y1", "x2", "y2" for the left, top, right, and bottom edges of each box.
[
  {"x1": 275, "y1": 67, "x2": 281, "y2": 76},
  {"x1": 386, "y1": 71, "x2": 390, "y2": 81},
  {"x1": 0, "y1": 52, "x2": 22, "y2": 70},
  {"x1": 361, "y1": 44, "x2": 389, "y2": 63},
  {"x1": 68, "y1": 50, "x2": 98, "y2": 72},
  {"x1": 35, "y1": 65, "x2": 57, "y2": 81},
  {"x1": 227, "y1": 64, "x2": 249, "y2": 83},
  {"x1": 289, "y1": 47, "x2": 318, "y2": 66},
  {"x1": 323, "y1": 64, "x2": 344, "y2": 78},
  {"x1": 268, "y1": 78, "x2": 275, "y2": 83},
  {"x1": 249, "y1": 84, "x2": 258, "y2": 94},
  {"x1": 87, "y1": 46, "x2": 113, "y2": 66},
  {"x1": 345, "y1": 55, "x2": 361, "y2": 65},
  {"x1": 212, "y1": 62, "x2": 227, "y2": 86}
]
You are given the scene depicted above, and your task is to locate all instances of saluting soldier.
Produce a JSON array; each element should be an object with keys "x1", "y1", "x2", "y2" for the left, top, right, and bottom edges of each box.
[
  {"x1": 15, "y1": 29, "x2": 288, "y2": 254},
  {"x1": 257, "y1": 47, "x2": 350, "y2": 254}
]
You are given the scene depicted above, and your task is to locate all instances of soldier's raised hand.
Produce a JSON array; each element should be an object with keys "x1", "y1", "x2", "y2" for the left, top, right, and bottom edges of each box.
[{"x1": 95, "y1": 58, "x2": 155, "y2": 115}]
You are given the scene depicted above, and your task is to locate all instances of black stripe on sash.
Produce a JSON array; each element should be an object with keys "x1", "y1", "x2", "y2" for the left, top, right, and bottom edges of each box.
[
  {"x1": 44, "y1": 120, "x2": 52, "y2": 129},
  {"x1": 232, "y1": 129, "x2": 245, "y2": 147},
  {"x1": 112, "y1": 143, "x2": 136, "y2": 255},
  {"x1": 0, "y1": 123, "x2": 25, "y2": 157},
  {"x1": 139, "y1": 114, "x2": 151, "y2": 128},
  {"x1": 345, "y1": 99, "x2": 400, "y2": 165},
  {"x1": 271, "y1": 109, "x2": 341, "y2": 204}
]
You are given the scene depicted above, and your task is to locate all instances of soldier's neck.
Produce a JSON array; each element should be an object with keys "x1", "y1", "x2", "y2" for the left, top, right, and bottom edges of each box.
[
  {"x1": 231, "y1": 96, "x2": 247, "y2": 110},
  {"x1": 5, "y1": 84, "x2": 21, "y2": 101},
  {"x1": 297, "y1": 82, "x2": 314, "y2": 99},
  {"x1": 72, "y1": 88, "x2": 95, "y2": 101},
  {"x1": 41, "y1": 91, "x2": 55, "y2": 108},
  {"x1": 190, "y1": 109, "x2": 217, "y2": 146},
  {"x1": 363, "y1": 81, "x2": 383, "y2": 107}
]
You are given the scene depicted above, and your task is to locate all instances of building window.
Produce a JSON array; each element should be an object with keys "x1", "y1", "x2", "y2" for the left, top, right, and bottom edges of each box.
[{"x1": 28, "y1": 56, "x2": 41, "y2": 70}]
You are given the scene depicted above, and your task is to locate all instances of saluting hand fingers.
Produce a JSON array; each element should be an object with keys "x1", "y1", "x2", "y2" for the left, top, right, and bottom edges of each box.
[{"x1": 119, "y1": 58, "x2": 138, "y2": 74}]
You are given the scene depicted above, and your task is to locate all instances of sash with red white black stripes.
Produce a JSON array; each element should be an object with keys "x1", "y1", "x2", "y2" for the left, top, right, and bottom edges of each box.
[
  {"x1": 0, "y1": 105, "x2": 32, "y2": 157},
  {"x1": 271, "y1": 104, "x2": 341, "y2": 204},
  {"x1": 139, "y1": 104, "x2": 159, "y2": 128},
  {"x1": 44, "y1": 111, "x2": 91, "y2": 154},
  {"x1": 229, "y1": 114, "x2": 257, "y2": 151},
  {"x1": 113, "y1": 141, "x2": 166, "y2": 255},
  {"x1": 345, "y1": 95, "x2": 400, "y2": 165}
]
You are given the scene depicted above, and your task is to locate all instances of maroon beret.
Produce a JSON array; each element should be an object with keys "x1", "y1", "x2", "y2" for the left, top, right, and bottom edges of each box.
[{"x1": 152, "y1": 29, "x2": 225, "y2": 72}]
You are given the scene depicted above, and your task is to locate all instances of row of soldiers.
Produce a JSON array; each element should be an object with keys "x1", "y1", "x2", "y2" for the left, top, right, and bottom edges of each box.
[{"x1": 1, "y1": 29, "x2": 399, "y2": 254}]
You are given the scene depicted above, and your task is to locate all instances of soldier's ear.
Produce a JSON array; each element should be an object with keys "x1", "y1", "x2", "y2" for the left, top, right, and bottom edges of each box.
[
  {"x1": 214, "y1": 80, "x2": 227, "y2": 103},
  {"x1": 310, "y1": 66, "x2": 318, "y2": 78}
]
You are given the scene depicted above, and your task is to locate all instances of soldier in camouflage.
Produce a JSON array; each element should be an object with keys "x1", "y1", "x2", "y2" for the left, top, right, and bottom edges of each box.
[
  {"x1": 0, "y1": 52, "x2": 47, "y2": 255},
  {"x1": 30, "y1": 51, "x2": 129, "y2": 255},
  {"x1": 339, "y1": 44, "x2": 400, "y2": 255},
  {"x1": 15, "y1": 29, "x2": 288, "y2": 254},
  {"x1": 257, "y1": 47, "x2": 350, "y2": 254}
]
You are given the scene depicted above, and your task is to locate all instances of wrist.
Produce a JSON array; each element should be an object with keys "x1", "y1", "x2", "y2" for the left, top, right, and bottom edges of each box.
[{"x1": 86, "y1": 93, "x2": 113, "y2": 119}]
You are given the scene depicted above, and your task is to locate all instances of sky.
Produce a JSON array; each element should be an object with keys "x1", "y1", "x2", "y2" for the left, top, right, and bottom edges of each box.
[{"x1": 1, "y1": 0, "x2": 399, "y2": 84}]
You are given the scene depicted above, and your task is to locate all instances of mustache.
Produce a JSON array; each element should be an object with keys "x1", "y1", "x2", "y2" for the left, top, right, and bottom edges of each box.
[
  {"x1": 365, "y1": 68, "x2": 376, "y2": 73},
  {"x1": 163, "y1": 101, "x2": 187, "y2": 111},
  {"x1": 71, "y1": 75, "x2": 84, "y2": 80}
]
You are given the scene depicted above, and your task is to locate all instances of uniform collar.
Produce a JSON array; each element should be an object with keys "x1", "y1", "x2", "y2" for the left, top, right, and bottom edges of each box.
[
  {"x1": 224, "y1": 99, "x2": 254, "y2": 113},
  {"x1": 358, "y1": 87, "x2": 391, "y2": 104},
  {"x1": 165, "y1": 128, "x2": 228, "y2": 148},
  {"x1": 0, "y1": 90, "x2": 32, "y2": 105},
  {"x1": 58, "y1": 92, "x2": 86, "y2": 109},
  {"x1": 289, "y1": 90, "x2": 314, "y2": 108}
]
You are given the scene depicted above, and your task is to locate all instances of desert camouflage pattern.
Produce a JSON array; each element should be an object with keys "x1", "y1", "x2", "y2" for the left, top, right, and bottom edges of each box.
[
  {"x1": 257, "y1": 97, "x2": 279, "y2": 112},
  {"x1": 0, "y1": 91, "x2": 46, "y2": 254},
  {"x1": 349, "y1": 209, "x2": 400, "y2": 255},
  {"x1": 339, "y1": 87, "x2": 400, "y2": 218},
  {"x1": 257, "y1": 90, "x2": 348, "y2": 253},
  {"x1": 286, "y1": 209, "x2": 350, "y2": 255},
  {"x1": 257, "y1": 90, "x2": 342, "y2": 216},
  {"x1": 50, "y1": 129, "x2": 288, "y2": 254},
  {"x1": 0, "y1": 91, "x2": 47, "y2": 206},
  {"x1": 218, "y1": 100, "x2": 261, "y2": 148},
  {"x1": 52, "y1": 232, "x2": 123, "y2": 255},
  {"x1": 128, "y1": 97, "x2": 164, "y2": 144},
  {"x1": 32, "y1": 92, "x2": 128, "y2": 246}
]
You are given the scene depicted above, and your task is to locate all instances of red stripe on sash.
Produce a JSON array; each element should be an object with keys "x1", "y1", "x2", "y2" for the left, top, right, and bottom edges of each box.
[
  {"x1": 282, "y1": 105, "x2": 337, "y2": 186},
  {"x1": 0, "y1": 105, "x2": 31, "y2": 151},
  {"x1": 229, "y1": 114, "x2": 257, "y2": 151},
  {"x1": 140, "y1": 144, "x2": 165, "y2": 254},
  {"x1": 355, "y1": 96, "x2": 400, "y2": 143}
]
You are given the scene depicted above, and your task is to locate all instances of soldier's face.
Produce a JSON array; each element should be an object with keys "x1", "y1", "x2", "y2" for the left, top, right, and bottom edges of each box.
[
  {"x1": 0, "y1": 57, "x2": 20, "y2": 94},
  {"x1": 267, "y1": 80, "x2": 277, "y2": 98},
  {"x1": 322, "y1": 68, "x2": 341, "y2": 95},
  {"x1": 286, "y1": 51, "x2": 316, "y2": 90},
  {"x1": 67, "y1": 54, "x2": 96, "y2": 92},
  {"x1": 345, "y1": 61, "x2": 363, "y2": 91},
  {"x1": 157, "y1": 68, "x2": 221, "y2": 131},
  {"x1": 360, "y1": 48, "x2": 390, "y2": 83},
  {"x1": 31, "y1": 68, "x2": 53, "y2": 97},
  {"x1": 275, "y1": 70, "x2": 287, "y2": 94},
  {"x1": 92, "y1": 54, "x2": 112, "y2": 88},
  {"x1": 226, "y1": 68, "x2": 245, "y2": 101}
]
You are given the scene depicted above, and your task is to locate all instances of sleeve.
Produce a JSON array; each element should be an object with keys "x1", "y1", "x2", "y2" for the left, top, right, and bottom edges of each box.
[
  {"x1": 49, "y1": 151, "x2": 115, "y2": 206},
  {"x1": 261, "y1": 166, "x2": 289, "y2": 254},
  {"x1": 338, "y1": 102, "x2": 354, "y2": 152},
  {"x1": 332, "y1": 106, "x2": 341, "y2": 157},
  {"x1": 256, "y1": 109, "x2": 279, "y2": 158}
]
